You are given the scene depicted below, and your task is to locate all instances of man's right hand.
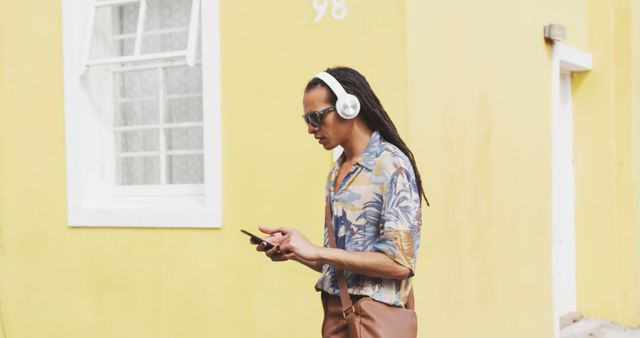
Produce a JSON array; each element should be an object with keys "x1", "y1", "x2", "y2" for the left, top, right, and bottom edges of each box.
[{"x1": 256, "y1": 226, "x2": 287, "y2": 261}]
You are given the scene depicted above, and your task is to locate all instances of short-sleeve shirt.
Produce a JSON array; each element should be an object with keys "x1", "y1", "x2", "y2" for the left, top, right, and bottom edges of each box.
[{"x1": 314, "y1": 131, "x2": 422, "y2": 307}]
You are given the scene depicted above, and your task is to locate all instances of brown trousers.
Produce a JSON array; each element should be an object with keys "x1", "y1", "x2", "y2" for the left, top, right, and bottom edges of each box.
[{"x1": 321, "y1": 292, "x2": 367, "y2": 338}]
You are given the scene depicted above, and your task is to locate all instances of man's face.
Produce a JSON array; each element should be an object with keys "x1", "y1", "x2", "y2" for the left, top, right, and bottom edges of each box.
[{"x1": 302, "y1": 86, "x2": 350, "y2": 150}]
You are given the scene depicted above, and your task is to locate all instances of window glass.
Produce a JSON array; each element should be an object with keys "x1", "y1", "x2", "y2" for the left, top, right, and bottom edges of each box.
[
  {"x1": 111, "y1": 63, "x2": 203, "y2": 186},
  {"x1": 116, "y1": 156, "x2": 161, "y2": 185},
  {"x1": 141, "y1": 0, "x2": 193, "y2": 54},
  {"x1": 166, "y1": 154, "x2": 204, "y2": 184},
  {"x1": 89, "y1": 3, "x2": 140, "y2": 59}
]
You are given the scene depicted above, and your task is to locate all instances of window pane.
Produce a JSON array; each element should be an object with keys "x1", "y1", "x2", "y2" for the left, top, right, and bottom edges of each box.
[
  {"x1": 116, "y1": 156, "x2": 160, "y2": 185},
  {"x1": 115, "y1": 129, "x2": 159, "y2": 153},
  {"x1": 115, "y1": 99, "x2": 159, "y2": 126},
  {"x1": 141, "y1": 0, "x2": 192, "y2": 54},
  {"x1": 166, "y1": 154, "x2": 203, "y2": 184},
  {"x1": 145, "y1": 0, "x2": 192, "y2": 30},
  {"x1": 165, "y1": 65, "x2": 202, "y2": 95},
  {"x1": 165, "y1": 97, "x2": 202, "y2": 123},
  {"x1": 141, "y1": 32, "x2": 189, "y2": 54},
  {"x1": 90, "y1": 3, "x2": 139, "y2": 59},
  {"x1": 116, "y1": 68, "x2": 158, "y2": 99},
  {"x1": 165, "y1": 127, "x2": 202, "y2": 150}
]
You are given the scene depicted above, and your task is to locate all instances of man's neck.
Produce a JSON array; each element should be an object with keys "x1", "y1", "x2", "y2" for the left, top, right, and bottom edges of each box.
[{"x1": 341, "y1": 124, "x2": 373, "y2": 163}]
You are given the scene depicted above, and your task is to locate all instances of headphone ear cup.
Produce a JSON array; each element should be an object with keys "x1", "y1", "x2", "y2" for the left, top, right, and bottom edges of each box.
[{"x1": 336, "y1": 94, "x2": 361, "y2": 120}]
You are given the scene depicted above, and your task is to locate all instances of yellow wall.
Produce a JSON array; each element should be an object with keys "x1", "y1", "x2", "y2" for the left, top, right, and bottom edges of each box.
[
  {"x1": 2, "y1": 0, "x2": 640, "y2": 338},
  {"x1": 632, "y1": 0, "x2": 640, "y2": 324},
  {"x1": 406, "y1": 1, "x2": 560, "y2": 337},
  {"x1": 572, "y1": 0, "x2": 616, "y2": 321},
  {"x1": 0, "y1": 1, "x2": 408, "y2": 338},
  {"x1": 405, "y1": 0, "x2": 638, "y2": 336},
  {"x1": 573, "y1": 0, "x2": 640, "y2": 326}
]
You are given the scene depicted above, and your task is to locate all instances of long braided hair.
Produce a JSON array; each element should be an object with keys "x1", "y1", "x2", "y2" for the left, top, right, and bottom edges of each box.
[{"x1": 305, "y1": 66, "x2": 430, "y2": 206}]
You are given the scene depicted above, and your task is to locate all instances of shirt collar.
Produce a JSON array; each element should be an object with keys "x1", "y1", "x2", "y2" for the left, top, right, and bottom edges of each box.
[{"x1": 336, "y1": 131, "x2": 380, "y2": 171}]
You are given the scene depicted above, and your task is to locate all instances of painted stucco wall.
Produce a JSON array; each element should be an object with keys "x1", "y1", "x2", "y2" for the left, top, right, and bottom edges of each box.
[
  {"x1": 0, "y1": 1, "x2": 407, "y2": 337},
  {"x1": 407, "y1": 1, "x2": 559, "y2": 337},
  {"x1": 407, "y1": 0, "x2": 640, "y2": 336},
  {"x1": 1, "y1": 1, "x2": 639, "y2": 338},
  {"x1": 572, "y1": 0, "x2": 640, "y2": 327}
]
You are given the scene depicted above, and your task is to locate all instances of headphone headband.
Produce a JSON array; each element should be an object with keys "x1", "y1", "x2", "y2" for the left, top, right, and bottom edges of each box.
[
  {"x1": 314, "y1": 71, "x2": 360, "y2": 120},
  {"x1": 314, "y1": 72, "x2": 348, "y2": 98}
]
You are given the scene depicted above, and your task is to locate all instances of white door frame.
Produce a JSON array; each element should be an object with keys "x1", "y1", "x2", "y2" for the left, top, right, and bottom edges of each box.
[{"x1": 551, "y1": 41, "x2": 592, "y2": 338}]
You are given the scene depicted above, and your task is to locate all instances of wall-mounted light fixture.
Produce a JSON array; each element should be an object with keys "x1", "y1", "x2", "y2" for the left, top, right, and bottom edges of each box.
[{"x1": 544, "y1": 24, "x2": 567, "y2": 42}]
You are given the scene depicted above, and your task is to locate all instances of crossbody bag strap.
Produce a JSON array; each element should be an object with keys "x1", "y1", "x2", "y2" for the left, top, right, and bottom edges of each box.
[{"x1": 325, "y1": 197, "x2": 356, "y2": 319}]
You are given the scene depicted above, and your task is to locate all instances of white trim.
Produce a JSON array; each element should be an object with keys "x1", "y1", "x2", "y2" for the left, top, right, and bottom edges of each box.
[
  {"x1": 186, "y1": 0, "x2": 201, "y2": 67},
  {"x1": 107, "y1": 184, "x2": 204, "y2": 196},
  {"x1": 132, "y1": 0, "x2": 147, "y2": 56},
  {"x1": 113, "y1": 27, "x2": 190, "y2": 41},
  {"x1": 116, "y1": 96, "x2": 156, "y2": 103},
  {"x1": 86, "y1": 51, "x2": 188, "y2": 67},
  {"x1": 110, "y1": 59, "x2": 201, "y2": 73},
  {"x1": 62, "y1": 0, "x2": 221, "y2": 228},
  {"x1": 556, "y1": 43, "x2": 592, "y2": 72},
  {"x1": 200, "y1": 0, "x2": 222, "y2": 228},
  {"x1": 70, "y1": 204, "x2": 212, "y2": 228},
  {"x1": 95, "y1": 0, "x2": 139, "y2": 8},
  {"x1": 113, "y1": 122, "x2": 203, "y2": 131},
  {"x1": 81, "y1": 0, "x2": 97, "y2": 72},
  {"x1": 165, "y1": 149, "x2": 203, "y2": 155},
  {"x1": 115, "y1": 151, "x2": 159, "y2": 157},
  {"x1": 166, "y1": 93, "x2": 202, "y2": 99},
  {"x1": 554, "y1": 72, "x2": 578, "y2": 318},
  {"x1": 551, "y1": 40, "x2": 592, "y2": 338},
  {"x1": 105, "y1": 70, "x2": 118, "y2": 193},
  {"x1": 115, "y1": 149, "x2": 204, "y2": 158},
  {"x1": 158, "y1": 66, "x2": 167, "y2": 185}
]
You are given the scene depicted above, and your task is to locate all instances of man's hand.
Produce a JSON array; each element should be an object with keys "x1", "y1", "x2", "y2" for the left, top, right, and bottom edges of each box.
[
  {"x1": 273, "y1": 227, "x2": 322, "y2": 262},
  {"x1": 256, "y1": 226, "x2": 287, "y2": 261}
]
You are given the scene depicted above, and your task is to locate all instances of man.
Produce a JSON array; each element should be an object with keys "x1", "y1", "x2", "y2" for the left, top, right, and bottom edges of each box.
[{"x1": 253, "y1": 67, "x2": 427, "y2": 337}]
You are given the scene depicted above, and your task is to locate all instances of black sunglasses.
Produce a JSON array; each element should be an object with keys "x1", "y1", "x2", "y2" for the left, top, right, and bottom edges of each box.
[{"x1": 302, "y1": 106, "x2": 335, "y2": 128}]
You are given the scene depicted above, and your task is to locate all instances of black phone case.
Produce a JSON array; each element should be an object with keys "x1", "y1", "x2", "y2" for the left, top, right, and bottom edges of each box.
[{"x1": 241, "y1": 229, "x2": 275, "y2": 250}]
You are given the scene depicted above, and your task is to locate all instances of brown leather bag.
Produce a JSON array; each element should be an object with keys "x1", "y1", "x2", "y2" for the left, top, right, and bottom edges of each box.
[{"x1": 325, "y1": 200, "x2": 418, "y2": 338}]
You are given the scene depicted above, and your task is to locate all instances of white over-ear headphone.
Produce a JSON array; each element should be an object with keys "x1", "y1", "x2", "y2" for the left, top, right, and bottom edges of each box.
[{"x1": 314, "y1": 71, "x2": 361, "y2": 120}]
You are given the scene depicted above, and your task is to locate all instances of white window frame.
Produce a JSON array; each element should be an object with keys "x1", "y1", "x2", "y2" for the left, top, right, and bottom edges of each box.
[
  {"x1": 83, "y1": 0, "x2": 201, "y2": 67},
  {"x1": 62, "y1": 0, "x2": 221, "y2": 228}
]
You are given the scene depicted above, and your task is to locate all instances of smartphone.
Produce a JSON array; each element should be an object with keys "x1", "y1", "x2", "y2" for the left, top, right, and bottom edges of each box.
[{"x1": 241, "y1": 229, "x2": 276, "y2": 250}]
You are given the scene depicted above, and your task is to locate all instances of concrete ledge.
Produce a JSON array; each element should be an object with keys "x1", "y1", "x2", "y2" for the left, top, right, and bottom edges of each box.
[{"x1": 561, "y1": 318, "x2": 640, "y2": 338}]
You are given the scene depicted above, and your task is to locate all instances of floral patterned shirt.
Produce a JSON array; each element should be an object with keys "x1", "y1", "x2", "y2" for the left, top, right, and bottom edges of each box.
[{"x1": 314, "y1": 131, "x2": 422, "y2": 307}]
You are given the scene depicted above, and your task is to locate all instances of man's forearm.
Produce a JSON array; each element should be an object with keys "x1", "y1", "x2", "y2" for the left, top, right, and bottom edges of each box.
[
  {"x1": 292, "y1": 255, "x2": 324, "y2": 272},
  {"x1": 315, "y1": 247, "x2": 411, "y2": 280}
]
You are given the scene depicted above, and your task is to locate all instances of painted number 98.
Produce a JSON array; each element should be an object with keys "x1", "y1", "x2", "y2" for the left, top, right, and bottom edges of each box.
[{"x1": 313, "y1": 0, "x2": 347, "y2": 23}]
